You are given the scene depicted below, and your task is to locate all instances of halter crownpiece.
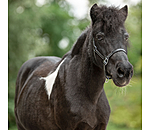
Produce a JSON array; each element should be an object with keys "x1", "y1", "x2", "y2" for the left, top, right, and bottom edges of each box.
[{"x1": 92, "y1": 38, "x2": 127, "y2": 80}]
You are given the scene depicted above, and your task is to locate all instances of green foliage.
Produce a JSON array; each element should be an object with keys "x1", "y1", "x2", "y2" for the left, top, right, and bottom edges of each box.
[{"x1": 8, "y1": 0, "x2": 142, "y2": 129}]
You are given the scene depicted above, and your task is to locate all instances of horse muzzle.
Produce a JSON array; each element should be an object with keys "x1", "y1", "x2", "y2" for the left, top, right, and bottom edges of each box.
[{"x1": 111, "y1": 61, "x2": 133, "y2": 87}]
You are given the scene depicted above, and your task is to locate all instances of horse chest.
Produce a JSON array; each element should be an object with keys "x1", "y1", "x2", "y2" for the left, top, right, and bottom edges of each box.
[{"x1": 52, "y1": 75, "x2": 110, "y2": 129}]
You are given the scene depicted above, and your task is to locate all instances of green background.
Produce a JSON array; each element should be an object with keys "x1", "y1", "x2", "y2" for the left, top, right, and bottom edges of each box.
[{"x1": 8, "y1": 0, "x2": 142, "y2": 129}]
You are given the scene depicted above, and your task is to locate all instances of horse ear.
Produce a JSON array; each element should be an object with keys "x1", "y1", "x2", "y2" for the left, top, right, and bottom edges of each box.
[
  {"x1": 119, "y1": 5, "x2": 128, "y2": 21},
  {"x1": 90, "y1": 3, "x2": 99, "y2": 25}
]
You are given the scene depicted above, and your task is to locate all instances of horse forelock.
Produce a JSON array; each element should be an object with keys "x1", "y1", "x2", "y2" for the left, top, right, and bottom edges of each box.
[{"x1": 95, "y1": 5, "x2": 126, "y2": 34}]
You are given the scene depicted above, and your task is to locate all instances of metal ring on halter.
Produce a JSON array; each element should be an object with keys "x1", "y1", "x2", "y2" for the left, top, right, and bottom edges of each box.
[
  {"x1": 92, "y1": 38, "x2": 127, "y2": 80},
  {"x1": 103, "y1": 57, "x2": 109, "y2": 66}
]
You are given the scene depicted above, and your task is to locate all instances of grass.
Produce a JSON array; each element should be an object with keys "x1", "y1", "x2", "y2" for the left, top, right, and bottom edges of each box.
[{"x1": 104, "y1": 76, "x2": 142, "y2": 130}]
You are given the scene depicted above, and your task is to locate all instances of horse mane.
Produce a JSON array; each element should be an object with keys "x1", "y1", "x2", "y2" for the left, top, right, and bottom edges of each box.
[{"x1": 71, "y1": 28, "x2": 89, "y2": 56}]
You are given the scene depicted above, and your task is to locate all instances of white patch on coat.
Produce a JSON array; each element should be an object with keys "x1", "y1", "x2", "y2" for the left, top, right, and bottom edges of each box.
[{"x1": 40, "y1": 58, "x2": 65, "y2": 99}]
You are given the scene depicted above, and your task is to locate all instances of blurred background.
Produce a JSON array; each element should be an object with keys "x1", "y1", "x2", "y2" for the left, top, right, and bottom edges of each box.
[{"x1": 8, "y1": 0, "x2": 142, "y2": 129}]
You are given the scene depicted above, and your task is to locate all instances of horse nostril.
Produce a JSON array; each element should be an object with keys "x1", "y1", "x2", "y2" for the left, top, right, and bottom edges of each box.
[
  {"x1": 117, "y1": 68, "x2": 125, "y2": 78},
  {"x1": 130, "y1": 69, "x2": 133, "y2": 77}
]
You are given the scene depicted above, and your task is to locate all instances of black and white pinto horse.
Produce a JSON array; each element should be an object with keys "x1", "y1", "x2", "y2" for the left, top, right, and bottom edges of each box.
[{"x1": 15, "y1": 4, "x2": 133, "y2": 130}]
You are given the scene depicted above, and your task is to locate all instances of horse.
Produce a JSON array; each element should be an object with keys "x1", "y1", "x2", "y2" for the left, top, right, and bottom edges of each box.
[{"x1": 15, "y1": 4, "x2": 133, "y2": 130}]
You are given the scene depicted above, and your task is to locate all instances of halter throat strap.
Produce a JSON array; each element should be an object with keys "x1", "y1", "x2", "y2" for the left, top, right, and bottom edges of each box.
[{"x1": 92, "y1": 38, "x2": 127, "y2": 80}]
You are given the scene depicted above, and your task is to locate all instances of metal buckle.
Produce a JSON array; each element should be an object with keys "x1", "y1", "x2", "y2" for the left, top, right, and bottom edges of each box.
[{"x1": 103, "y1": 57, "x2": 108, "y2": 65}]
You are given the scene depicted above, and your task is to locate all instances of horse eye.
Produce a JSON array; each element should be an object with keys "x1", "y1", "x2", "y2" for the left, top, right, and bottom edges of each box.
[
  {"x1": 124, "y1": 33, "x2": 129, "y2": 41},
  {"x1": 96, "y1": 32, "x2": 105, "y2": 41}
]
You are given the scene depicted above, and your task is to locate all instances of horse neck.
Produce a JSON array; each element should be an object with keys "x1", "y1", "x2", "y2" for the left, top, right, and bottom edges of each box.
[{"x1": 79, "y1": 35, "x2": 106, "y2": 104}]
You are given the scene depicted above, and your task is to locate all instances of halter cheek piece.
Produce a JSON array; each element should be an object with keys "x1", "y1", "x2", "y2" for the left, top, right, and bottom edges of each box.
[{"x1": 93, "y1": 38, "x2": 127, "y2": 81}]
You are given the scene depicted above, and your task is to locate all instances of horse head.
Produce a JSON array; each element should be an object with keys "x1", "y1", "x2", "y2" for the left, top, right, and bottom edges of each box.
[{"x1": 90, "y1": 4, "x2": 133, "y2": 87}]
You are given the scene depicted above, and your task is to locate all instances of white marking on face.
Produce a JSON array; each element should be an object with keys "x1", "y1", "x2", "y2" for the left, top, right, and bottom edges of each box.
[{"x1": 40, "y1": 58, "x2": 65, "y2": 99}]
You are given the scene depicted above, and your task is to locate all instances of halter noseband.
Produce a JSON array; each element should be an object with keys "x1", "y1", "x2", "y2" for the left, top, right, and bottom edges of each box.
[{"x1": 93, "y1": 38, "x2": 127, "y2": 80}]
